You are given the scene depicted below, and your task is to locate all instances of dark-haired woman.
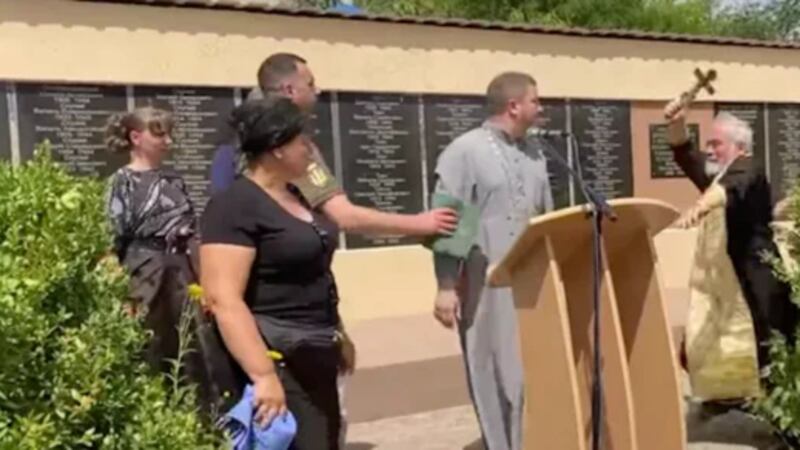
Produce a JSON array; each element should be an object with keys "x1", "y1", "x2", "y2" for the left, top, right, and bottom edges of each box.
[
  {"x1": 104, "y1": 107, "x2": 216, "y2": 410},
  {"x1": 200, "y1": 97, "x2": 342, "y2": 449}
]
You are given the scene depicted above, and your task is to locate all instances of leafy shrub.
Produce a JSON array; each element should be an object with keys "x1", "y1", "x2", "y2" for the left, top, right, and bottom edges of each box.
[
  {"x1": 0, "y1": 143, "x2": 225, "y2": 449},
  {"x1": 748, "y1": 185, "x2": 800, "y2": 445}
]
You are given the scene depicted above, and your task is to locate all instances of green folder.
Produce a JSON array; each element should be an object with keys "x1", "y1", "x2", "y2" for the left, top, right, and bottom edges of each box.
[{"x1": 423, "y1": 193, "x2": 480, "y2": 259}]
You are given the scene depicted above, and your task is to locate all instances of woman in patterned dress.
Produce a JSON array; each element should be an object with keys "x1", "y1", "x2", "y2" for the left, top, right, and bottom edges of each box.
[{"x1": 104, "y1": 107, "x2": 221, "y2": 412}]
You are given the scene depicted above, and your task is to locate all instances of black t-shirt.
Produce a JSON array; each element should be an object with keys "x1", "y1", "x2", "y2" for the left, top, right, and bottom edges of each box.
[{"x1": 200, "y1": 177, "x2": 340, "y2": 327}]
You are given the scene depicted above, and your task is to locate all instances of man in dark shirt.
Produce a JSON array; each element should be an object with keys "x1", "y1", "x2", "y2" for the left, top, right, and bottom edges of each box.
[
  {"x1": 249, "y1": 52, "x2": 458, "y2": 235},
  {"x1": 664, "y1": 98, "x2": 797, "y2": 403}
]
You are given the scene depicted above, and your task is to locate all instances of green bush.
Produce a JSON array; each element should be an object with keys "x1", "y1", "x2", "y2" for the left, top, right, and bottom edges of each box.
[
  {"x1": 0, "y1": 143, "x2": 225, "y2": 449},
  {"x1": 748, "y1": 185, "x2": 800, "y2": 444}
]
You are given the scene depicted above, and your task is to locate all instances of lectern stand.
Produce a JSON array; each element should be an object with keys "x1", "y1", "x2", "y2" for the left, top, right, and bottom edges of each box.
[{"x1": 488, "y1": 198, "x2": 685, "y2": 450}]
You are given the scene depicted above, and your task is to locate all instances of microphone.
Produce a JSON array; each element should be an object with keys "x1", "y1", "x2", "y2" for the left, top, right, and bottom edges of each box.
[{"x1": 527, "y1": 128, "x2": 571, "y2": 138}]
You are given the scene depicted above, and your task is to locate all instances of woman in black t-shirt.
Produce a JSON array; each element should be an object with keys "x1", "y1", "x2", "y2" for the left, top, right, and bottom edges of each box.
[{"x1": 200, "y1": 97, "x2": 342, "y2": 449}]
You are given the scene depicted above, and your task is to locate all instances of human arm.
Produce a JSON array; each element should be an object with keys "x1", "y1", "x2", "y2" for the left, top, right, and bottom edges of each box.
[
  {"x1": 169, "y1": 175, "x2": 204, "y2": 279},
  {"x1": 337, "y1": 321, "x2": 356, "y2": 375},
  {"x1": 293, "y1": 139, "x2": 458, "y2": 236},
  {"x1": 541, "y1": 165, "x2": 555, "y2": 213},
  {"x1": 320, "y1": 194, "x2": 458, "y2": 236},
  {"x1": 105, "y1": 173, "x2": 133, "y2": 261},
  {"x1": 430, "y1": 144, "x2": 474, "y2": 329},
  {"x1": 433, "y1": 255, "x2": 462, "y2": 329},
  {"x1": 675, "y1": 160, "x2": 771, "y2": 234},
  {"x1": 675, "y1": 182, "x2": 727, "y2": 228},
  {"x1": 774, "y1": 197, "x2": 792, "y2": 221},
  {"x1": 663, "y1": 97, "x2": 712, "y2": 191},
  {"x1": 201, "y1": 244, "x2": 286, "y2": 426}
]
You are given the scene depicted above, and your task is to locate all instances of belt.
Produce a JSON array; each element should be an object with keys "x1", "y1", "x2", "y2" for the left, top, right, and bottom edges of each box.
[{"x1": 128, "y1": 238, "x2": 187, "y2": 254}]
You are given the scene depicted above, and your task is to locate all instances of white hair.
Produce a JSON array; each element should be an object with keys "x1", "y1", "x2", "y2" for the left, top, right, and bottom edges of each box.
[{"x1": 713, "y1": 111, "x2": 753, "y2": 156}]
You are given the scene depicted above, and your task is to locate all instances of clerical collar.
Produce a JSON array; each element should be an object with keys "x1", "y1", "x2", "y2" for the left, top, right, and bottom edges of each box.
[{"x1": 482, "y1": 120, "x2": 523, "y2": 145}]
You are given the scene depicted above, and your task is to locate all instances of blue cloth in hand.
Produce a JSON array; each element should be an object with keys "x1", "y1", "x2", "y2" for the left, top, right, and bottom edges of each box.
[{"x1": 224, "y1": 384, "x2": 297, "y2": 450}]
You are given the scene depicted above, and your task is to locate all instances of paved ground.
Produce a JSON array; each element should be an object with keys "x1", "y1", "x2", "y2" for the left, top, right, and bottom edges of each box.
[
  {"x1": 347, "y1": 403, "x2": 791, "y2": 449},
  {"x1": 346, "y1": 375, "x2": 794, "y2": 450}
]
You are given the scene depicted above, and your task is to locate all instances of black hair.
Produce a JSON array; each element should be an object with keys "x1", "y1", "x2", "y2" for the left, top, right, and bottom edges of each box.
[{"x1": 229, "y1": 96, "x2": 306, "y2": 161}]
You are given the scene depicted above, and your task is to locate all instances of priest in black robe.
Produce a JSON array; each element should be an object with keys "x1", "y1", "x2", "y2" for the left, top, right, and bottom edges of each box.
[{"x1": 664, "y1": 99, "x2": 797, "y2": 401}]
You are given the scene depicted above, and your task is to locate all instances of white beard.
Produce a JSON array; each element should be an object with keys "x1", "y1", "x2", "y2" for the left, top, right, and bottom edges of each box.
[{"x1": 704, "y1": 160, "x2": 721, "y2": 177}]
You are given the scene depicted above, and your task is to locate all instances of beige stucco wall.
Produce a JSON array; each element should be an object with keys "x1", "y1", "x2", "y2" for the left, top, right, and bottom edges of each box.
[
  {"x1": 0, "y1": 0, "x2": 788, "y2": 369},
  {"x1": 3, "y1": 0, "x2": 800, "y2": 101}
]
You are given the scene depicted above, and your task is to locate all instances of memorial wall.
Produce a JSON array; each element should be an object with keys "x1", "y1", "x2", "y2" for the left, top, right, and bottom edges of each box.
[{"x1": 2, "y1": 79, "x2": 799, "y2": 250}]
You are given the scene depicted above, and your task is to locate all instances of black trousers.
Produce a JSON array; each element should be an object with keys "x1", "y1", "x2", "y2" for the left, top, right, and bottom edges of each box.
[{"x1": 279, "y1": 345, "x2": 341, "y2": 450}]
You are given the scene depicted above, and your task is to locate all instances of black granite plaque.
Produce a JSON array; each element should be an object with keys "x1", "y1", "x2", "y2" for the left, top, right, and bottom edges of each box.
[
  {"x1": 16, "y1": 83, "x2": 128, "y2": 177},
  {"x1": 767, "y1": 103, "x2": 800, "y2": 200},
  {"x1": 338, "y1": 92, "x2": 423, "y2": 249},
  {"x1": 715, "y1": 103, "x2": 766, "y2": 168},
  {"x1": 570, "y1": 100, "x2": 633, "y2": 202},
  {"x1": 134, "y1": 86, "x2": 236, "y2": 213},
  {"x1": 529, "y1": 98, "x2": 571, "y2": 208},
  {"x1": 0, "y1": 83, "x2": 9, "y2": 162},
  {"x1": 650, "y1": 123, "x2": 700, "y2": 178},
  {"x1": 422, "y1": 94, "x2": 485, "y2": 194}
]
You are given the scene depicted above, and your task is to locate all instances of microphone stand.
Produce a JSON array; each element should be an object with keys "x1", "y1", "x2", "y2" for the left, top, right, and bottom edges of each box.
[{"x1": 535, "y1": 133, "x2": 616, "y2": 450}]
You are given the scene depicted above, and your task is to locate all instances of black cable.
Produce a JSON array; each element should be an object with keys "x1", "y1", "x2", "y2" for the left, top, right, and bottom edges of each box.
[
  {"x1": 591, "y1": 204, "x2": 604, "y2": 450},
  {"x1": 572, "y1": 135, "x2": 586, "y2": 198}
]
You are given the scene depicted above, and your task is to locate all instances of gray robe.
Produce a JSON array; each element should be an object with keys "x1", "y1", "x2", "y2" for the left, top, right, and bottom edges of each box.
[{"x1": 433, "y1": 121, "x2": 553, "y2": 450}]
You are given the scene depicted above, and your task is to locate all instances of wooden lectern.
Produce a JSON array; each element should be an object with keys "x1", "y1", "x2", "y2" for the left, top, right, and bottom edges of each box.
[{"x1": 488, "y1": 198, "x2": 685, "y2": 450}]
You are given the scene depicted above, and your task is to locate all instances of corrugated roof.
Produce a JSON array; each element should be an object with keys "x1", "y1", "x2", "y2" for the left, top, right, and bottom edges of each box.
[{"x1": 76, "y1": 0, "x2": 800, "y2": 50}]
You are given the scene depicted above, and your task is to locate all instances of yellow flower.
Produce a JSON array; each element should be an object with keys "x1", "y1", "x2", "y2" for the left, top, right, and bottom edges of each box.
[{"x1": 187, "y1": 283, "x2": 204, "y2": 303}]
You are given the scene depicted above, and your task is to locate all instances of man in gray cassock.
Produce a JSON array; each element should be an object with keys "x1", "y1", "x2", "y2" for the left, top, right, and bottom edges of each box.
[{"x1": 431, "y1": 72, "x2": 553, "y2": 450}]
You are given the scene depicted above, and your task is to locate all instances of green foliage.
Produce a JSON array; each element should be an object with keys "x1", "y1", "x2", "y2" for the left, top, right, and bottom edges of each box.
[
  {"x1": 724, "y1": 0, "x2": 800, "y2": 41},
  {"x1": 0, "y1": 142, "x2": 225, "y2": 449},
  {"x1": 747, "y1": 185, "x2": 800, "y2": 443},
  {"x1": 350, "y1": 0, "x2": 800, "y2": 42}
]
